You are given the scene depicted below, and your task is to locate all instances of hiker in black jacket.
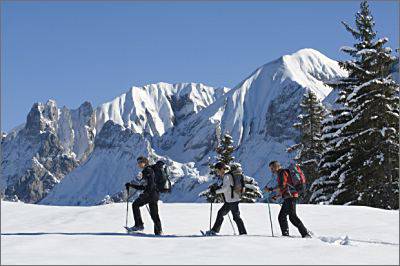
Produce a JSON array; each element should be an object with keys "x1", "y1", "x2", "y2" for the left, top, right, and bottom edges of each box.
[{"x1": 125, "y1": 156, "x2": 162, "y2": 235}]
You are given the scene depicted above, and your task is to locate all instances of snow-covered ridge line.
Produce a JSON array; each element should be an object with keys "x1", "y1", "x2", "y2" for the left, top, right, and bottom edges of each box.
[
  {"x1": 95, "y1": 82, "x2": 230, "y2": 137},
  {"x1": 2, "y1": 48, "x2": 351, "y2": 205}
]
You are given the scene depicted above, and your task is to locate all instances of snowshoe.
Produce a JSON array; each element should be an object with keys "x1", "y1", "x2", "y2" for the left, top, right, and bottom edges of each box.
[
  {"x1": 201, "y1": 230, "x2": 217, "y2": 236},
  {"x1": 124, "y1": 225, "x2": 144, "y2": 233},
  {"x1": 302, "y1": 230, "x2": 313, "y2": 238},
  {"x1": 282, "y1": 231, "x2": 290, "y2": 237}
]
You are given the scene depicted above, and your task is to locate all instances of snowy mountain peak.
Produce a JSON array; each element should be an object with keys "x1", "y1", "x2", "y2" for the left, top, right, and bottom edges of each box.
[
  {"x1": 216, "y1": 48, "x2": 347, "y2": 146},
  {"x1": 157, "y1": 48, "x2": 348, "y2": 182},
  {"x1": 95, "y1": 82, "x2": 229, "y2": 137},
  {"x1": 281, "y1": 48, "x2": 347, "y2": 99},
  {"x1": 24, "y1": 100, "x2": 59, "y2": 135},
  {"x1": 285, "y1": 48, "x2": 328, "y2": 59}
]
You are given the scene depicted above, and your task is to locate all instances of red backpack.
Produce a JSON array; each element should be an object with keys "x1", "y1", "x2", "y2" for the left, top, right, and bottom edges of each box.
[{"x1": 287, "y1": 163, "x2": 307, "y2": 193}]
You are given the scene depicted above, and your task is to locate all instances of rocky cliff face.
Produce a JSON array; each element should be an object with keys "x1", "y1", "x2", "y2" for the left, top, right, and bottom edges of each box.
[
  {"x1": 1, "y1": 100, "x2": 96, "y2": 203},
  {"x1": 57, "y1": 101, "x2": 96, "y2": 162}
]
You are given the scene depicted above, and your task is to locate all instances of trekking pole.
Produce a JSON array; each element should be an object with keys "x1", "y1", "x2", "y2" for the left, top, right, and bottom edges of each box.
[
  {"x1": 125, "y1": 188, "x2": 130, "y2": 228},
  {"x1": 146, "y1": 204, "x2": 151, "y2": 215},
  {"x1": 266, "y1": 196, "x2": 275, "y2": 237},
  {"x1": 209, "y1": 201, "x2": 213, "y2": 231},
  {"x1": 227, "y1": 213, "x2": 236, "y2": 235}
]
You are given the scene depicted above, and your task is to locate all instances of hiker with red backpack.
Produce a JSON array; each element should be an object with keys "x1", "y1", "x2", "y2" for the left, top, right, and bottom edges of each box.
[{"x1": 265, "y1": 160, "x2": 311, "y2": 238}]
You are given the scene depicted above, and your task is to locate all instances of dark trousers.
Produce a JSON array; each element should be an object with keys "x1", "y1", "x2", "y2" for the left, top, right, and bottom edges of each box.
[
  {"x1": 212, "y1": 202, "x2": 247, "y2": 235},
  {"x1": 132, "y1": 193, "x2": 162, "y2": 234},
  {"x1": 278, "y1": 198, "x2": 308, "y2": 237}
]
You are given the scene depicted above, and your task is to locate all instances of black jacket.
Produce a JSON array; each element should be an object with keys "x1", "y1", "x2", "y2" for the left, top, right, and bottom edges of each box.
[{"x1": 130, "y1": 165, "x2": 159, "y2": 197}]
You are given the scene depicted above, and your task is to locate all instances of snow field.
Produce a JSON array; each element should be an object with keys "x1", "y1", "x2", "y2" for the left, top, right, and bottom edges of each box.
[{"x1": 1, "y1": 201, "x2": 398, "y2": 265}]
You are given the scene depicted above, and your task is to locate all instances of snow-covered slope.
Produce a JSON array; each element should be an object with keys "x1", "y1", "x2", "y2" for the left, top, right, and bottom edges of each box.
[
  {"x1": 221, "y1": 48, "x2": 346, "y2": 143},
  {"x1": 41, "y1": 121, "x2": 210, "y2": 206},
  {"x1": 95, "y1": 82, "x2": 229, "y2": 136},
  {"x1": 1, "y1": 201, "x2": 398, "y2": 265}
]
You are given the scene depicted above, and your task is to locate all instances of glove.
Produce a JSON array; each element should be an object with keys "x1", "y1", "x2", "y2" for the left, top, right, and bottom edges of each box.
[
  {"x1": 209, "y1": 186, "x2": 216, "y2": 194},
  {"x1": 209, "y1": 184, "x2": 218, "y2": 195},
  {"x1": 125, "y1": 183, "x2": 131, "y2": 190},
  {"x1": 131, "y1": 184, "x2": 144, "y2": 190},
  {"x1": 264, "y1": 186, "x2": 273, "y2": 192}
]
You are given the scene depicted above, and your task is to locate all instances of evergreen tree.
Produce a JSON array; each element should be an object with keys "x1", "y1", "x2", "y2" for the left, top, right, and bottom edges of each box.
[
  {"x1": 287, "y1": 91, "x2": 326, "y2": 203},
  {"x1": 201, "y1": 133, "x2": 235, "y2": 203},
  {"x1": 311, "y1": 1, "x2": 378, "y2": 205},
  {"x1": 216, "y1": 134, "x2": 236, "y2": 166},
  {"x1": 200, "y1": 128, "x2": 262, "y2": 203},
  {"x1": 311, "y1": 1, "x2": 399, "y2": 209}
]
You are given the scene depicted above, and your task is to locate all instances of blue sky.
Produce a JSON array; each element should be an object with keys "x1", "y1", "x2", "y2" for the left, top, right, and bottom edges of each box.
[{"x1": 1, "y1": 1, "x2": 398, "y2": 131}]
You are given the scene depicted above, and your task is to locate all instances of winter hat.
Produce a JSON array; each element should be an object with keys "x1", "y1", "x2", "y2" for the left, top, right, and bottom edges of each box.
[{"x1": 214, "y1": 162, "x2": 229, "y2": 170}]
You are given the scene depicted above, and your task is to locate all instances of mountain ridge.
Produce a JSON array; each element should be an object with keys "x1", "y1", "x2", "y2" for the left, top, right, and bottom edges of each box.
[{"x1": 2, "y1": 48, "x2": 349, "y2": 204}]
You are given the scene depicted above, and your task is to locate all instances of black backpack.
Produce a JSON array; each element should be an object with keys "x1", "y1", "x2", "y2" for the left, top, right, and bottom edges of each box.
[{"x1": 151, "y1": 161, "x2": 172, "y2": 193}]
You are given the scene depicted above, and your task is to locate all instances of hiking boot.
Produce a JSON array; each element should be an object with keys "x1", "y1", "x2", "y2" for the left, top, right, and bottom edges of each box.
[
  {"x1": 155, "y1": 231, "x2": 163, "y2": 236},
  {"x1": 205, "y1": 230, "x2": 217, "y2": 236},
  {"x1": 282, "y1": 231, "x2": 290, "y2": 237},
  {"x1": 127, "y1": 225, "x2": 144, "y2": 232}
]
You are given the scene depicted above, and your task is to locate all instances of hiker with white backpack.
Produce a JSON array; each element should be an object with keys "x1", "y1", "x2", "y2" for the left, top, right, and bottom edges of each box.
[
  {"x1": 204, "y1": 162, "x2": 247, "y2": 236},
  {"x1": 264, "y1": 160, "x2": 311, "y2": 238}
]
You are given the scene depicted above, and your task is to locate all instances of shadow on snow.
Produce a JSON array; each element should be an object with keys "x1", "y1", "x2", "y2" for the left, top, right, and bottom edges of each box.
[
  {"x1": 2, "y1": 232, "x2": 398, "y2": 246},
  {"x1": 0, "y1": 232, "x2": 202, "y2": 238}
]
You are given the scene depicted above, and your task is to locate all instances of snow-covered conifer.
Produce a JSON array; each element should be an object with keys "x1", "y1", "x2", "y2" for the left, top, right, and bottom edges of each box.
[
  {"x1": 288, "y1": 91, "x2": 326, "y2": 203},
  {"x1": 311, "y1": 1, "x2": 399, "y2": 209}
]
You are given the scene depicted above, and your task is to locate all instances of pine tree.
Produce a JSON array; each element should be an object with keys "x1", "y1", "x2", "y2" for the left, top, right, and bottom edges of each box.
[
  {"x1": 208, "y1": 132, "x2": 236, "y2": 182},
  {"x1": 200, "y1": 129, "x2": 262, "y2": 203},
  {"x1": 200, "y1": 130, "x2": 235, "y2": 203},
  {"x1": 311, "y1": 1, "x2": 377, "y2": 205},
  {"x1": 216, "y1": 134, "x2": 236, "y2": 166},
  {"x1": 311, "y1": 1, "x2": 399, "y2": 209},
  {"x1": 288, "y1": 91, "x2": 326, "y2": 203}
]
